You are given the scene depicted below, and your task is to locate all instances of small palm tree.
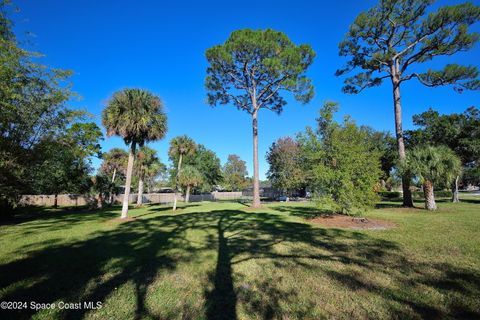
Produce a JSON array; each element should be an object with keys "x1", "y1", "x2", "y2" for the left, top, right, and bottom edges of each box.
[
  {"x1": 178, "y1": 165, "x2": 203, "y2": 203},
  {"x1": 102, "y1": 89, "x2": 167, "y2": 219},
  {"x1": 168, "y1": 135, "x2": 196, "y2": 210},
  {"x1": 134, "y1": 146, "x2": 161, "y2": 206},
  {"x1": 402, "y1": 145, "x2": 461, "y2": 211}
]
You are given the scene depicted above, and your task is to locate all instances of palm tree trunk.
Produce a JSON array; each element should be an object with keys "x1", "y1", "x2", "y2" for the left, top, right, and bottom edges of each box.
[
  {"x1": 109, "y1": 168, "x2": 116, "y2": 205},
  {"x1": 185, "y1": 185, "x2": 191, "y2": 203},
  {"x1": 391, "y1": 72, "x2": 413, "y2": 207},
  {"x1": 452, "y1": 175, "x2": 460, "y2": 203},
  {"x1": 136, "y1": 176, "x2": 144, "y2": 207},
  {"x1": 423, "y1": 180, "x2": 437, "y2": 211},
  {"x1": 97, "y1": 192, "x2": 104, "y2": 209},
  {"x1": 252, "y1": 111, "x2": 261, "y2": 208},
  {"x1": 121, "y1": 141, "x2": 136, "y2": 219},
  {"x1": 173, "y1": 154, "x2": 183, "y2": 211}
]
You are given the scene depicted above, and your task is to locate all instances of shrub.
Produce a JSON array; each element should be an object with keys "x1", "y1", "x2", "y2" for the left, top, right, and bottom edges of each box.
[
  {"x1": 378, "y1": 191, "x2": 402, "y2": 199},
  {"x1": 412, "y1": 190, "x2": 452, "y2": 199}
]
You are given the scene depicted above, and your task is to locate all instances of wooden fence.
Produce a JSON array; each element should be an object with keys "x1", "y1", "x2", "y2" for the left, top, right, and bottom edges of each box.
[{"x1": 20, "y1": 191, "x2": 245, "y2": 207}]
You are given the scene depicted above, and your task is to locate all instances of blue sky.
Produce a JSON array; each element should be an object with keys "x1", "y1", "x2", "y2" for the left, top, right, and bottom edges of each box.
[{"x1": 11, "y1": 0, "x2": 480, "y2": 179}]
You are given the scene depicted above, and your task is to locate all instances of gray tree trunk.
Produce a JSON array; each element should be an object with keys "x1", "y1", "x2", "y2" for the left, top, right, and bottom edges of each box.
[
  {"x1": 452, "y1": 175, "x2": 460, "y2": 203},
  {"x1": 252, "y1": 111, "x2": 261, "y2": 208},
  {"x1": 423, "y1": 180, "x2": 437, "y2": 211},
  {"x1": 121, "y1": 142, "x2": 136, "y2": 219},
  {"x1": 136, "y1": 177, "x2": 144, "y2": 206},
  {"x1": 173, "y1": 154, "x2": 183, "y2": 211},
  {"x1": 391, "y1": 67, "x2": 413, "y2": 208},
  {"x1": 185, "y1": 185, "x2": 191, "y2": 203}
]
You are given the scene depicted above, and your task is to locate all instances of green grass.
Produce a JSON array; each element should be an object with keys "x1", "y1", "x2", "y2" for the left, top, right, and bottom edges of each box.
[{"x1": 0, "y1": 198, "x2": 479, "y2": 319}]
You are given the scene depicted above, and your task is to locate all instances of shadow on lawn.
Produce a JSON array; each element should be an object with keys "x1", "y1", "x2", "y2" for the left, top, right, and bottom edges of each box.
[
  {"x1": 1, "y1": 205, "x2": 479, "y2": 319},
  {"x1": 273, "y1": 205, "x2": 333, "y2": 219},
  {"x1": 459, "y1": 197, "x2": 480, "y2": 205}
]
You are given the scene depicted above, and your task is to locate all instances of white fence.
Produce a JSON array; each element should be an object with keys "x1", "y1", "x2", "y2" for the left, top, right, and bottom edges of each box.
[{"x1": 20, "y1": 191, "x2": 245, "y2": 207}]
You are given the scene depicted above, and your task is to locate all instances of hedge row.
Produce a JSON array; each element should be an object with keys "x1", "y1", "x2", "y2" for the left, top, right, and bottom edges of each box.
[{"x1": 378, "y1": 190, "x2": 453, "y2": 199}]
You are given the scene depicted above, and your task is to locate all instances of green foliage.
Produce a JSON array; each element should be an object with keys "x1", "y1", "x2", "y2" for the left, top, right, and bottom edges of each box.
[
  {"x1": 134, "y1": 146, "x2": 166, "y2": 192},
  {"x1": 168, "y1": 135, "x2": 196, "y2": 161},
  {"x1": 400, "y1": 145, "x2": 462, "y2": 187},
  {"x1": 27, "y1": 121, "x2": 103, "y2": 196},
  {"x1": 412, "y1": 190, "x2": 452, "y2": 199},
  {"x1": 266, "y1": 137, "x2": 305, "y2": 194},
  {"x1": 223, "y1": 154, "x2": 248, "y2": 191},
  {"x1": 405, "y1": 106, "x2": 480, "y2": 164},
  {"x1": 100, "y1": 148, "x2": 128, "y2": 181},
  {"x1": 186, "y1": 145, "x2": 222, "y2": 192},
  {"x1": 0, "y1": 3, "x2": 100, "y2": 213},
  {"x1": 205, "y1": 29, "x2": 315, "y2": 114},
  {"x1": 169, "y1": 141, "x2": 222, "y2": 192},
  {"x1": 91, "y1": 174, "x2": 111, "y2": 206},
  {"x1": 463, "y1": 163, "x2": 480, "y2": 186},
  {"x1": 360, "y1": 127, "x2": 398, "y2": 181},
  {"x1": 337, "y1": 0, "x2": 480, "y2": 93},
  {"x1": 298, "y1": 102, "x2": 382, "y2": 215},
  {"x1": 102, "y1": 89, "x2": 167, "y2": 147},
  {"x1": 178, "y1": 165, "x2": 203, "y2": 189}
]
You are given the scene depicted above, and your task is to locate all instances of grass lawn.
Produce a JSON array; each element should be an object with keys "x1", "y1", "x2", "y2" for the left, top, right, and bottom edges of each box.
[{"x1": 0, "y1": 197, "x2": 479, "y2": 319}]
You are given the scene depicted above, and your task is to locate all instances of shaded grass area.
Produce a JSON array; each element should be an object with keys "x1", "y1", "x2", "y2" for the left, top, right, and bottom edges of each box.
[{"x1": 0, "y1": 199, "x2": 479, "y2": 319}]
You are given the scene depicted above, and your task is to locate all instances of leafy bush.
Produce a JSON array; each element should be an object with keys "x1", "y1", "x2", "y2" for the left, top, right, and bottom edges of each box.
[{"x1": 299, "y1": 103, "x2": 382, "y2": 215}]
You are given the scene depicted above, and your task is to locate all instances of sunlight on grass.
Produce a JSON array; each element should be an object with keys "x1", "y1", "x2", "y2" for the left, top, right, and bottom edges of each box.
[{"x1": 0, "y1": 198, "x2": 479, "y2": 319}]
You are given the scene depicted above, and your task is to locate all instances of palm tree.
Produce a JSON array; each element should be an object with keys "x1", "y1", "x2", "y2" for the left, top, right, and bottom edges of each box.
[
  {"x1": 100, "y1": 148, "x2": 128, "y2": 205},
  {"x1": 146, "y1": 162, "x2": 166, "y2": 192},
  {"x1": 402, "y1": 145, "x2": 461, "y2": 211},
  {"x1": 178, "y1": 165, "x2": 203, "y2": 203},
  {"x1": 102, "y1": 89, "x2": 167, "y2": 219},
  {"x1": 134, "y1": 146, "x2": 162, "y2": 206},
  {"x1": 168, "y1": 135, "x2": 196, "y2": 210}
]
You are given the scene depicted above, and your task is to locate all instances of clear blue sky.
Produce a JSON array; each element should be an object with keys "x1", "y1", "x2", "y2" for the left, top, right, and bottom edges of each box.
[{"x1": 11, "y1": 0, "x2": 480, "y2": 179}]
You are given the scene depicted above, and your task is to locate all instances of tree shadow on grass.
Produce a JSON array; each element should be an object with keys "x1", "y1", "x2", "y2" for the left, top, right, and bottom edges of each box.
[
  {"x1": 202, "y1": 209, "x2": 400, "y2": 319},
  {"x1": 0, "y1": 212, "x2": 204, "y2": 320},
  {"x1": 458, "y1": 197, "x2": 480, "y2": 205},
  {"x1": 201, "y1": 209, "x2": 480, "y2": 319},
  {"x1": 273, "y1": 205, "x2": 333, "y2": 219},
  {"x1": 1, "y1": 205, "x2": 117, "y2": 227},
  {"x1": 1, "y1": 206, "x2": 479, "y2": 319}
]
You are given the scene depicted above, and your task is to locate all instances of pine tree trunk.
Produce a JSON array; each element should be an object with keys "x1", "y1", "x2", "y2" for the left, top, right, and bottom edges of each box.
[
  {"x1": 173, "y1": 154, "x2": 183, "y2": 211},
  {"x1": 186, "y1": 185, "x2": 191, "y2": 203},
  {"x1": 252, "y1": 111, "x2": 261, "y2": 208},
  {"x1": 391, "y1": 71, "x2": 413, "y2": 207},
  {"x1": 423, "y1": 180, "x2": 437, "y2": 211},
  {"x1": 452, "y1": 175, "x2": 460, "y2": 203},
  {"x1": 54, "y1": 194, "x2": 58, "y2": 208},
  {"x1": 136, "y1": 177, "x2": 144, "y2": 207},
  {"x1": 121, "y1": 142, "x2": 136, "y2": 219}
]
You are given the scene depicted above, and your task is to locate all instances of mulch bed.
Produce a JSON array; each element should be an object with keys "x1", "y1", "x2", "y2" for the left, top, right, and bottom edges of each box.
[{"x1": 308, "y1": 214, "x2": 396, "y2": 230}]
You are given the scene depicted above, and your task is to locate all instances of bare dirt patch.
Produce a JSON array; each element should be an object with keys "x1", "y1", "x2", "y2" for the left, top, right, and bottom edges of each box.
[{"x1": 308, "y1": 214, "x2": 396, "y2": 230}]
